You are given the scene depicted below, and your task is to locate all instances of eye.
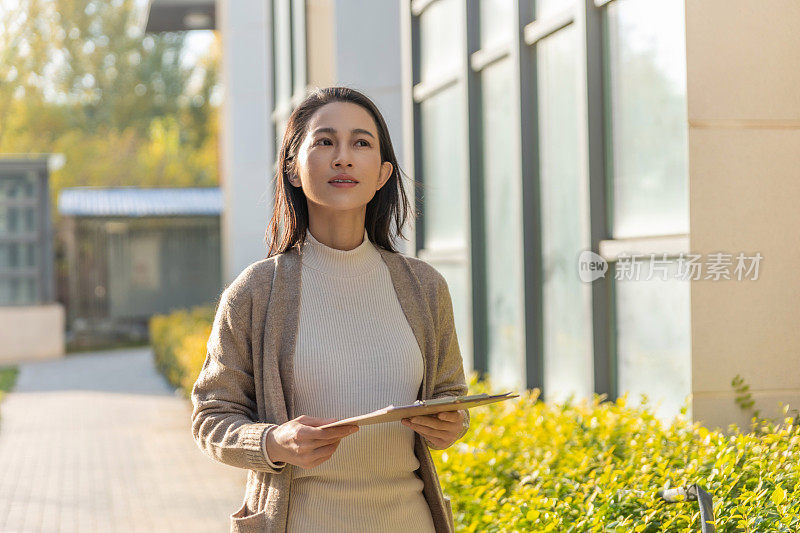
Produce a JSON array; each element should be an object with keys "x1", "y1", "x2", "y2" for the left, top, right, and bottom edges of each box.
[
  {"x1": 314, "y1": 138, "x2": 333, "y2": 146},
  {"x1": 355, "y1": 139, "x2": 371, "y2": 147}
]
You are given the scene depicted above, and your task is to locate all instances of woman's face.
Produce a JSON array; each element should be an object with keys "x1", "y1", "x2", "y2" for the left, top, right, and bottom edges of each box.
[{"x1": 290, "y1": 101, "x2": 393, "y2": 214}]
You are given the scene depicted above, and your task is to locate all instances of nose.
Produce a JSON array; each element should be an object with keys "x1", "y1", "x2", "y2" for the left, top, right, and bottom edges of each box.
[{"x1": 332, "y1": 145, "x2": 353, "y2": 169}]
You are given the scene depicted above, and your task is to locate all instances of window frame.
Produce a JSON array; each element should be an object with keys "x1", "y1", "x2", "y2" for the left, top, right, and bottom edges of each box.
[{"x1": 0, "y1": 159, "x2": 53, "y2": 306}]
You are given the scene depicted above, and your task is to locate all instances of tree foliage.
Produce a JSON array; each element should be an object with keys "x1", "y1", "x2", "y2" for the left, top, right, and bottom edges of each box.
[{"x1": 0, "y1": 0, "x2": 220, "y2": 217}]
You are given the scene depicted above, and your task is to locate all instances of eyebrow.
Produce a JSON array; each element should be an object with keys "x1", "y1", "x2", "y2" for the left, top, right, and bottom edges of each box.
[{"x1": 311, "y1": 127, "x2": 375, "y2": 139}]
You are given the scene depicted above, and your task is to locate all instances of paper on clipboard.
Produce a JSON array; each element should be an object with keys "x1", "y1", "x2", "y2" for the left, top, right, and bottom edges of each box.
[{"x1": 317, "y1": 392, "x2": 520, "y2": 429}]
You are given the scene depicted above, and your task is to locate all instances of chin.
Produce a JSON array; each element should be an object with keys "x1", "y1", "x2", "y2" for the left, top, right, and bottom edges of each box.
[{"x1": 310, "y1": 196, "x2": 372, "y2": 212}]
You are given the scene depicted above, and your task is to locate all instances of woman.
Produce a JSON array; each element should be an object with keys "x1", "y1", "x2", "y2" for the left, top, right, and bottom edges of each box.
[{"x1": 191, "y1": 86, "x2": 470, "y2": 533}]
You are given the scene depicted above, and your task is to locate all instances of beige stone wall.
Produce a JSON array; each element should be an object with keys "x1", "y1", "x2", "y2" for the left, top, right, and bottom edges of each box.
[
  {"x1": 0, "y1": 305, "x2": 65, "y2": 364},
  {"x1": 686, "y1": 1, "x2": 800, "y2": 431}
]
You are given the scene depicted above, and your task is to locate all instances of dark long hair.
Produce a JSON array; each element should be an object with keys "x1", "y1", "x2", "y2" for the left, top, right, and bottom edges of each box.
[{"x1": 266, "y1": 86, "x2": 418, "y2": 257}]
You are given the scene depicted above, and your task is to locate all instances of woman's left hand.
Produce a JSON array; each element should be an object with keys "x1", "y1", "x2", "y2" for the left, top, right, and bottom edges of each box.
[{"x1": 401, "y1": 409, "x2": 466, "y2": 450}]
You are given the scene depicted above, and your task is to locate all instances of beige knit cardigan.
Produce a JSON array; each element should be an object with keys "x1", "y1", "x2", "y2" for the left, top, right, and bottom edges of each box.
[{"x1": 190, "y1": 239, "x2": 471, "y2": 533}]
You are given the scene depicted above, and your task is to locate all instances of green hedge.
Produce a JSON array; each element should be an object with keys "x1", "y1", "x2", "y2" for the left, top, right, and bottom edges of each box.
[
  {"x1": 149, "y1": 305, "x2": 214, "y2": 398},
  {"x1": 150, "y1": 308, "x2": 799, "y2": 531},
  {"x1": 436, "y1": 375, "x2": 799, "y2": 532}
]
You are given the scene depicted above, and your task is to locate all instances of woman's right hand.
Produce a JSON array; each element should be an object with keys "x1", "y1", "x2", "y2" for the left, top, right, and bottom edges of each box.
[{"x1": 265, "y1": 415, "x2": 359, "y2": 469}]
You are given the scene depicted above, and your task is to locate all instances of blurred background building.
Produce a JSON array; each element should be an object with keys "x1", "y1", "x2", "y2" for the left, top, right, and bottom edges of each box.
[
  {"x1": 144, "y1": 0, "x2": 800, "y2": 430},
  {"x1": 0, "y1": 156, "x2": 64, "y2": 363},
  {"x1": 57, "y1": 186, "x2": 222, "y2": 348}
]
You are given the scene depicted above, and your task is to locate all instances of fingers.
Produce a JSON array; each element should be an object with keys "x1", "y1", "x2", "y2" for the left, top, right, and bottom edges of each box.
[
  {"x1": 401, "y1": 411, "x2": 465, "y2": 445},
  {"x1": 294, "y1": 415, "x2": 359, "y2": 439},
  {"x1": 275, "y1": 416, "x2": 362, "y2": 469},
  {"x1": 437, "y1": 410, "x2": 462, "y2": 423},
  {"x1": 313, "y1": 439, "x2": 340, "y2": 461},
  {"x1": 289, "y1": 429, "x2": 349, "y2": 469},
  {"x1": 401, "y1": 418, "x2": 450, "y2": 440},
  {"x1": 295, "y1": 415, "x2": 338, "y2": 426},
  {"x1": 403, "y1": 413, "x2": 455, "y2": 431},
  {"x1": 304, "y1": 424, "x2": 359, "y2": 442},
  {"x1": 299, "y1": 440, "x2": 341, "y2": 469}
]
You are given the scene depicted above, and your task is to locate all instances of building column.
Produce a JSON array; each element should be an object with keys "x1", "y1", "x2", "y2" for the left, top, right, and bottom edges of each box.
[
  {"x1": 218, "y1": 0, "x2": 273, "y2": 283},
  {"x1": 686, "y1": 0, "x2": 800, "y2": 430}
]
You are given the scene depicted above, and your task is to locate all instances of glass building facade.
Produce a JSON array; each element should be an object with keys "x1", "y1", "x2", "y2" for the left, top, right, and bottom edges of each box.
[{"x1": 404, "y1": 0, "x2": 690, "y2": 420}]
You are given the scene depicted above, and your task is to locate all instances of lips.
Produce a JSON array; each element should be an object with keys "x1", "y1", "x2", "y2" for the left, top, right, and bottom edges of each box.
[{"x1": 328, "y1": 174, "x2": 359, "y2": 184}]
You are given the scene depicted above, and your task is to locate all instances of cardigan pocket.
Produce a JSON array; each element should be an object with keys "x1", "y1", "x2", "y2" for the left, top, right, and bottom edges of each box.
[{"x1": 230, "y1": 500, "x2": 268, "y2": 533}]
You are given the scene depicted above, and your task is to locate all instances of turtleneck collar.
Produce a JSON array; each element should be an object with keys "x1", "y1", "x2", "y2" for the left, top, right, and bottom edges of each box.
[{"x1": 300, "y1": 227, "x2": 382, "y2": 278}]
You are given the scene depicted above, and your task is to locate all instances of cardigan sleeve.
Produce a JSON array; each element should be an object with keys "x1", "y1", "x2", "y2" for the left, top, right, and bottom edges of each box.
[
  {"x1": 425, "y1": 274, "x2": 471, "y2": 449},
  {"x1": 190, "y1": 286, "x2": 285, "y2": 474}
]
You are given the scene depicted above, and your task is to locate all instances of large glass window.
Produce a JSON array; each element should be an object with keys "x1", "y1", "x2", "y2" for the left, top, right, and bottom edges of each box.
[
  {"x1": 419, "y1": 0, "x2": 462, "y2": 82},
  {"x1": 481, "y1": 58, "x2": 525, "y2": 390},
  {"x1": 605, "y1": 0, "x2": 688, "y2": 238},
  {"x1": 427, "y1": 259, "x2": 472, "y2": 372},
  {"x1": 604, "y1": 0, "x2": 690, "y2": 421},
  {"x1": 615, "y1": 260, "x2": 692, "y2": 420},
  {"x1": 419, "y1": 86, "x2": 467, "y2": 250},
  {"x1": 537, "y1": 25, "x2": 594, "y2": 403},
  {"x1": 534, "y1": 0, "x2": 574, "y2": 20},
  {"x1": 418, "y1": 84, "x2": 471, "y2": 365},
  {"x1": 480, "y1": 0, "x2": 514, "y2": 49}
]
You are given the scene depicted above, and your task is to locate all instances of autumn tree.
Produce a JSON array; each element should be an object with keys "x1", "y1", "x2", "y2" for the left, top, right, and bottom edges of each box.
[{"x1": 0, "y1": 0, "x2": 220, "y2": 205}]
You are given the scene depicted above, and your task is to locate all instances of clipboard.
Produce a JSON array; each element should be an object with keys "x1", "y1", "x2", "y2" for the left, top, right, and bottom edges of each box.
[{"x1": 317, "y1": 392, "x2": 519, "y2": 429}]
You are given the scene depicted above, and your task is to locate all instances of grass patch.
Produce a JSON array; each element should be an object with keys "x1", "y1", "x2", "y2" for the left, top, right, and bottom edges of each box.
[{"x1": 0, "y1": 366, "x2": 20, "y2": 415}]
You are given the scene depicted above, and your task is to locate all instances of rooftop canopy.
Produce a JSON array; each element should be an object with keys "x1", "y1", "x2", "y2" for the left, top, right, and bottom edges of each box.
[
  {"x1": 58, "y1": 187, "x2": 222, "y2": 217},
  {"x1": 143, "y1": 0, "x2": 215, "y2": 33}
]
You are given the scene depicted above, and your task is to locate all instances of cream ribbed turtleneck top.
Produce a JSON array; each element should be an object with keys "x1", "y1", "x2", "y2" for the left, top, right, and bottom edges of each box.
[{"x1": 271, "y1": 227, "x2": 436, "y2": 532}]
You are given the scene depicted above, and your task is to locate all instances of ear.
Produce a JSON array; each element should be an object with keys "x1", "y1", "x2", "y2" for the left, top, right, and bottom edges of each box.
[
  {"x1": 286, "y1": 156, "x2": 302, "y2": 188},
  {"x1": 287, "y1": 163, "x2": 302, "y2": 188},
  {"x1": 376, "y1": 161, "x2": 393, "y2": 190}
]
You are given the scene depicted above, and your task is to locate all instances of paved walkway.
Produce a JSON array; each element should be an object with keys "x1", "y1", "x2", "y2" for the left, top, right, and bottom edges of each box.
[{"x1": 0, "y1": 348, "x2": 247, "y2": 533}]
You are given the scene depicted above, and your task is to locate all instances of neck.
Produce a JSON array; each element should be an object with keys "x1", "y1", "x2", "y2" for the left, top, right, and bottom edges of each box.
[{"x1": 305, "y1": 207, "x2": 366, "y2": 251}]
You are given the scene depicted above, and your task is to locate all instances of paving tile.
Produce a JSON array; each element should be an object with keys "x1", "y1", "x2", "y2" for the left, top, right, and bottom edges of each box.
[{"x1": 0, "y1": 348, "x2": 248, "y2": 533}]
